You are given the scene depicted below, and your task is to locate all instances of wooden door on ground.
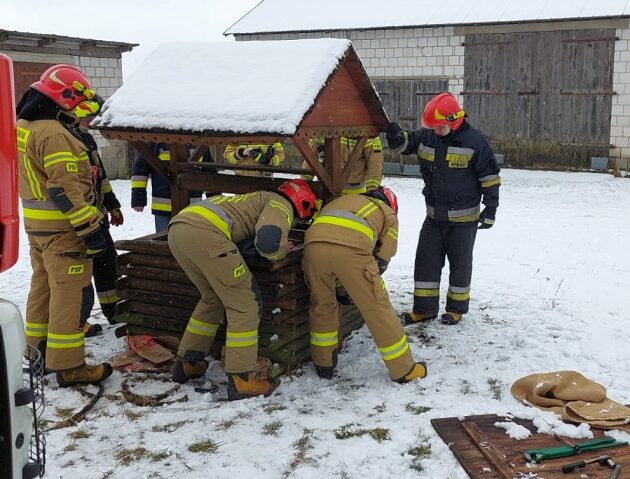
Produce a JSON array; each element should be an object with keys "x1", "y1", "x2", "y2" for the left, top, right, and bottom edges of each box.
[
  {"x1": 464, "y1": 29, "x2": 615, "y2": 168},
  {"x1": 373, "y1": 78, "x2": 449, "y2": 165}
]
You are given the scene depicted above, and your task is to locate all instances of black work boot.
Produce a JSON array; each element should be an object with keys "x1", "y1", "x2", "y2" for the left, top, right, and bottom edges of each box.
[
  {"x1": 172, "y1": 358, "x2": 209, "y2": 384},
  {"x1": 440, "y1": 312, "x2": 462, "y2": 325},
  {"x1": 314, "y1": 350, "x2": 338, "y2": 379},
  {"x1": 401, "y1": 311, "x2": 437, "y2": 325},
  {"x1": 83, "y1": 322, "x2": 103, "y2": 338}
]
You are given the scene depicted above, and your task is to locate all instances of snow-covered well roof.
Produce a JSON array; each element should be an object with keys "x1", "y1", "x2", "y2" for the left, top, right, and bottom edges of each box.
[
  {"x1": 225, "y1": 0, "x2": 630, "y2": 35},
  {"x1": 93, "y1": 38, "x2": 383, "y2": 136}
]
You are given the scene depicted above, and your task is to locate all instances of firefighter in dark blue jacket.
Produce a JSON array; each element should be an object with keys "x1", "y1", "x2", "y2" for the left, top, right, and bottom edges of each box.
[
  {"x1": 131, "y1": 143, "x2": 210, "y2": 232},
  {"x1": 386, "y1": 93, "x2": 500, "y2": 326}
]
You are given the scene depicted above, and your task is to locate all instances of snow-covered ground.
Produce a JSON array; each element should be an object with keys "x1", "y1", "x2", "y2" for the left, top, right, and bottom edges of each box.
[{"x1": 2, "y1": 169, "x2": 630, "y2": 478}]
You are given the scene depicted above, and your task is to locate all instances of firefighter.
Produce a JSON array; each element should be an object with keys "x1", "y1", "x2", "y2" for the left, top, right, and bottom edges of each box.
[
  {"x1": 302, "y1": 187, "x2": 427, "y2": 383},
  {"x1": 301, "y1": 136, "x2": 383, "y2": 194},
  {"x1": 386, "y1": 92, "x2": 501, "y2": 326},
  {"x1": 131, "y1": 144, "x2": 209, "y2": 233},
  {"x1": 16, "y1": 64, "x2": 112, "y2": 386},
  {"x1": 223, "y1": 142, "x2": 284, "y2": 177},
  {"x1": 71, "y1": 100, "x2": 124, "y2": 328},
  {"x1": 168, "y1": 179, "x2": 317, "y2": 400}
]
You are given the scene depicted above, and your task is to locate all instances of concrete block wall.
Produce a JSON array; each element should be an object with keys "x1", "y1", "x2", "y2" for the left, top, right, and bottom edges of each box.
[
  {"x1": 238, "y1": 27, "x2": 465, "y2": 103},
  {"x1": 611, "y1": 28, "x2": 630, "y2": 171},
  {"x1": 73, "y1": 55, "x2": 129, "y2": 179}
]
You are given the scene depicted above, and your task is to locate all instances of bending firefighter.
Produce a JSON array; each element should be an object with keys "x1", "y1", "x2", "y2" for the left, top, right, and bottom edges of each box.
[
  {"x1": 16, "y1": 64, "x2": 112, "y2": 386},
  {"x1": 386, "y1": 93, "x2": 501, "y2": 326},
  {"x1": 168, "y1": 180, "x2": 317, "y2": 400},
  {"x1": 302, "y1": 187, "x2": 427, "y2": 383}
]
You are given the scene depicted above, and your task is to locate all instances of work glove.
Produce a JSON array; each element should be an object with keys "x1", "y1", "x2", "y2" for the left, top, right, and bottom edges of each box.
[
  {"x1": 83, "y1": 229, "x2": 108, "y2": 258},
  {"x1": 478, "y1": 206, "x2": 497, "y2": 229},
  {"x1": 385, "y1": 122, "x2": 404, "y2": 146},
  {"x1": 236, "y1": 238, "x2": 261, "y2": 263},
  {"x1": 248, "y1": 148, "x2": 263, "y2": 161},
  {"x1": 260, "y1": 146, "x2": 275, "y2": 165},
  {"x1": 109, "y1": 208, "x2": 124, "y2": 226},
  {"x1": 375, "y1": 256, "x2": 389, "y2": 275}
]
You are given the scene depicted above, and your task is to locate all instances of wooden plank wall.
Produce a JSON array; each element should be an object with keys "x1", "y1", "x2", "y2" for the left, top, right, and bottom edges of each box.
[
  {"x1": 464, "y1": 28, "x2": 615, "y2": 168},
  {"x1": 373, "y1": 78, "x2": 449, "y2": 165}
]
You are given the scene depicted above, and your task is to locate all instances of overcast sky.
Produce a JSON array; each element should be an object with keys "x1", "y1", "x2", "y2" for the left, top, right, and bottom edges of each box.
[{"x1": 2, "y1": 0, "x2": 261, "y2": 79}]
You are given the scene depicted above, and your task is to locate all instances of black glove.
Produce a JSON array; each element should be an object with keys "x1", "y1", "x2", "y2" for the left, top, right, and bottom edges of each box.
[
  {"x1": 236, "y1": 238, "x2": 260, "y2": 263},
  {"x1": 478, "y1": 206, "x2": 497, "y2": 230},
  {"x1": 385, "y1": 122, "x2": 404, "y2": 145},
  {"x1": 260, "y1": 146, "x2": 275, "y2": 165},
  {"x1": 249, "y1": 148, "x2": 262, "y2": 161},
  {"x1": 375, "y1": 256, "x2": 388, "y2": 275},
  {"x1": 83, "y1": 229, "x2": 108, "y2": 257}
]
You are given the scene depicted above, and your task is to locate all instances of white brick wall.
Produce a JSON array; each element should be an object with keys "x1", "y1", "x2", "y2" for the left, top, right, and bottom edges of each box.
[
  {"x1": 610, "y1": 28, "x2": 630, "y2": 169},
  {"x1": 244, "y1": 27, "x2": 465, "y2": 95},
  {"x1": 73, "y1": 55, "x2": 128, "y2": 178}
]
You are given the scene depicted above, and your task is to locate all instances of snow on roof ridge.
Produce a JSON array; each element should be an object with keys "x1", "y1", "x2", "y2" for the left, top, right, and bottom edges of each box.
[
  {"x1": 93, "y1": 38, "x2": 353, "y2": 135},
  {"x1": 224, "y1": 0, "x2": 630, "y2": 35}
]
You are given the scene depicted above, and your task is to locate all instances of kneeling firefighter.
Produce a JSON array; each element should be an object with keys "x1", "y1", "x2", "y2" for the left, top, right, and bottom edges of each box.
[
  {"x1": 168, "y1": 179, "x2": 317, "y2": 400},
  {"x1": 302, "y1": 187, "x2": 427, "y2": 382}
]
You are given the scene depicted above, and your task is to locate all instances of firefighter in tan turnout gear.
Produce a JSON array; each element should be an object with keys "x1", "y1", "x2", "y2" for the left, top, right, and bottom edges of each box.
[
  {"x1": 16, "y1": 64, "x2": 113, "y2": 386},
  {"x1": 223, "y1": 142, "x2": 285, "y2": 177},
  {"x1": 302, "y1": 137, "x2": 384, "y2": 194},
  {"x1": 169, "y1": 179, "x2": 317, "y2": 400},
  {"x1": 302, "y1": 187, "x2": 427, "y2": 382}
]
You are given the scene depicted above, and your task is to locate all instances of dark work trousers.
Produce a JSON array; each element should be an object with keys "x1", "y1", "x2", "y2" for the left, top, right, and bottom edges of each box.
[
  {"x1": 80, "y1": 219, "x2": 119, "y2": 324},
  {"x1": 413, "y1": 217, "x2": 477, "y2": 315}
]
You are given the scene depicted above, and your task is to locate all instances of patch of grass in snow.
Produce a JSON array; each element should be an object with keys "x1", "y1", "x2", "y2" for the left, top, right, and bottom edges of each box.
[
  {"x1": 188, "y1": 439, "x2": 221, "y2": 454},
  {"x1": 282, "y1": 428, "x2": 316, "y2": 477},
  {"x1": 115, "y1": 447, "x2": 149, "y2": 465},
  {"x1": 68, "y1": 428, "x2": 90, "y2": 440},
  {"x1": 405, "y1": 403, "x2": 432, "y2": 415},
  {"x1": 406, "y1": 434, "x2": 432, "y2": 472},
  {"x1": 63, "y1": 442, "x2": 77, "y2": 452},
  {"x1": 334, "y1": 423, "x2": 391, "y2": 442},
  {"x1": 149, "y1": 450, "x2": 171, "y2": 462},
  {"x1": 263, "y1": 402, "x2": 287, "y2": 414},
  {"x1": 55, "y1": 407, "x2": 74, "y2": 418},
  {"x1": 125, "y1": 410, "x2": 143, "y2": 422},
  {"x1": 152, "y1": 420, "x2": 189, "y2": 433},
  {"x1": 460, "y1": 379, "x2": 473, "y2": 395},
  {"x1": 218, "y1": 418, "x2": 237, "y2": 430},
  {"x1": 98, "y1": 471, "x2": 114, "y2": 479},
  {"x1": 373, "y1": 402, "x2": 386, "y2": 413},
  {"x1": 262, "y1": 420, "x2": 283, "y2": 436},
  {"x1": 487, "y1": 378, "x2": 503, "y2": 401}
]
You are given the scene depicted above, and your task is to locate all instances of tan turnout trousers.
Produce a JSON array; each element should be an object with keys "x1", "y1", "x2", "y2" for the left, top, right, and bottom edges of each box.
[
  {"x1": 168, "y1": 222, "x2": 261, "y2": 374},
  {"x1": 25, "y1": 231, "x2": 92, "y2": 371},
  {"x1": 303, "y1": 242, "x2": 414, "y2": 380}
]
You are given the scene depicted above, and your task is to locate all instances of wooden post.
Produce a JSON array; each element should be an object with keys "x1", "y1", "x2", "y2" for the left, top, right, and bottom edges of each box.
[
  {"x1": 168, "y1": 143, "x2": 189, "y2": 215},
  {"x1": 292, "y1": 136, "x2": 335, "y2": 195},
  {"x1": 325, "y1": 137, "x2": 343, "y2": 197}
]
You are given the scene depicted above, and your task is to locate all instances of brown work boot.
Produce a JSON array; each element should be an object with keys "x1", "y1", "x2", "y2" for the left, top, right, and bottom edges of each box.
[
  {"x1": 83, "y1": 322, "x2": 103, "y2": 338},
  {"x1": 171, "y1": 358, "x2": 209, "y2": 384},
  {"x1": 395, "y1": 362, "x2": 428, "y2": 384},
  {"x1": 227, "y1": 372, "x2": 277, "y2": 401},
  {"x1": 401, "y1": 311, "x2": 437, "y2": 325},
  {"x1": 440, "y1": 311, "x2": 462, "y2": 325},
  {"x1": 56, "y1": 362, "x2": 113, "y2": 387}
]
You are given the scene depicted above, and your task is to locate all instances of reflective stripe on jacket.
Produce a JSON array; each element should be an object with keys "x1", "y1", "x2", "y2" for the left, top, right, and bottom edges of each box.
[
  {"x1": 393, "y1": 120, "x2": 500, "y2": 224},
  {"x1": 304, "y1": 194, "x2": 398, "y2": 263},
  {"x1": 17, "y1": 119, "x2": 102, "y2": 236}
]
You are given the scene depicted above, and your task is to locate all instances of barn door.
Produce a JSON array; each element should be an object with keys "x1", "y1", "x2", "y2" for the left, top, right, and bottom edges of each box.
[
  {"x1": 373, "y1": 78, "x2": 449, "y2": 165},
  {"x1": 13, "y1": 62, "x2": 56, "y2": 104}
]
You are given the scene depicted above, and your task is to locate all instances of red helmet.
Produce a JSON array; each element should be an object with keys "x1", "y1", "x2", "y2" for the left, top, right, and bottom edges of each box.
[
  {"x1": 31, "y1": 64, "x2": 95, "y2": 111},
  {"x1": 364, "y1": 186, "x2": 398, "y2": 214},
  {"x1": 422, "y1": 92, "x2": 465, "y2": 131},
  {"x1": 382, "y1": 187, "x2": 398, "y2": 214},
  {"x1": 277, "y1": 179, "x2": 317, "y2": 219}
]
